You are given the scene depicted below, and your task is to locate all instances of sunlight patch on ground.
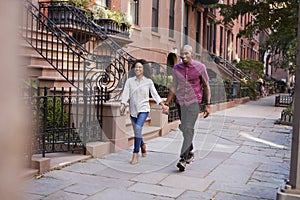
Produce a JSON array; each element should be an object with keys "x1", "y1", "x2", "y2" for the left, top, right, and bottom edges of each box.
[{"x1": 238, "y1": 132, "x2": 287, "y2": 149}]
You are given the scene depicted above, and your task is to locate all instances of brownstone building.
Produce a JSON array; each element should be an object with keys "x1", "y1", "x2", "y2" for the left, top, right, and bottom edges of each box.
[{"x1": 98, "y1": 0, "x2": 287, "y2": 83}]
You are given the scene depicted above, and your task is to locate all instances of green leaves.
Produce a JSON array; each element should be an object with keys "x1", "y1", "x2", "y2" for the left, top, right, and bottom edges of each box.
[
  {"x1": 216, "y1": 0, "x2": 298, "y2": 71},
  {"x1": 236, "y1": 59, "x2": 264, "y2": 80}
]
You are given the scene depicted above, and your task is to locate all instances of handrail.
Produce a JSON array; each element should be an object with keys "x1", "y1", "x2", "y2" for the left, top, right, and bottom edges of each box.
[
  {"x1": 21, "y1": 0, "x2": 135, "y2": 99},
  {"x1": 209, "y1": 53, "x2": 250, "y2": 81},
  {"x1": 38, "y1": 1, "x2": 135, "y2": 99},
  {"x1": 21, "y1": 0, "x2": 89, "y2": 90},
  {"x1": 46, "y1": 2, "x2": 133, "y2": 57}
]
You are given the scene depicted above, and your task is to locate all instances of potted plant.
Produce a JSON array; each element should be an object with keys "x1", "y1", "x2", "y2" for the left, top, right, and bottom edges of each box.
[
  {"x1": 46, "y1": 0, "x2": 89, "y2": 25},
  {"x1": 86, "y1": 6, "x2": 131, "y2": 28}
]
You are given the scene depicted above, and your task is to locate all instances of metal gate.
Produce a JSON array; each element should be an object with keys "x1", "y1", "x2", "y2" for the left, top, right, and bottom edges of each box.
[{"x1": 22, "y1": 85, "x2": 108, "y2": 157}]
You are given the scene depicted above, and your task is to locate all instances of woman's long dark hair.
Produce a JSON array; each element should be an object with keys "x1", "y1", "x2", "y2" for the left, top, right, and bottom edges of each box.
[{"x1": 129, "y1": 59, "x2": 151, "y2": 78}]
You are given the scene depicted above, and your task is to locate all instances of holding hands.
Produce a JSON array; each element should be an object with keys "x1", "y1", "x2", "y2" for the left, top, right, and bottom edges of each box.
[
  {"x1": 161, "y1": 104, "x2": 169, "y2": 115},
  {"x1": 120, "y1": 102, "x2": 169, "y2": 116},
  {"x1": 120, "y1": 103, "x2": 126, "y2": 116},
  {"x1": 161, "y1": 101, "x2": 169, "y2": 115}
]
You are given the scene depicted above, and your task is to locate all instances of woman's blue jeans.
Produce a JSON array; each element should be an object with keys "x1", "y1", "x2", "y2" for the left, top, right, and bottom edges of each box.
[{"x1": 130, "y1": 112, "x2": 149, "y2": 153}]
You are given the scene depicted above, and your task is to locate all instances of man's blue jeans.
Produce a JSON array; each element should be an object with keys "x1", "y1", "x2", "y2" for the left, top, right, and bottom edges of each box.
[{"x1": 130, "y1": 112, "x2": 149, "y2": 153}]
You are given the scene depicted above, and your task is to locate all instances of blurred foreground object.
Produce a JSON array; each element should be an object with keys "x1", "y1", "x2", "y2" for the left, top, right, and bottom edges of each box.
[{"x1": 0, "y1": 0, "x2": 30, "y2": 199}]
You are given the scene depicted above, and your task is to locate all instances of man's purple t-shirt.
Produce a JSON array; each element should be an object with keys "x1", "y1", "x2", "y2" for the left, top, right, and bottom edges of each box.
[{"x1": 172, "y1": 60, "x2": 209, "y2": 106}]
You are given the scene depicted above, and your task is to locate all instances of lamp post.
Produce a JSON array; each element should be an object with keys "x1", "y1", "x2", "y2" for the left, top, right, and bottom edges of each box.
[
  {"x1": 289, "y1": 0, "x2": 300, "y2": 190},
  {"x1": 276, "y1": 1, "x2": 300, "y2": 199}
]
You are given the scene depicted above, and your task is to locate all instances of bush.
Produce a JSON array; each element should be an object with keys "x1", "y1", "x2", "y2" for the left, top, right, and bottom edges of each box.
[
  {"x1": 152, "y1": 75, "x2": 173, "y2": 88},
  {"x1": 40, "y1": 97, "x2": 68, "y2": 129},
  {"x1": 244, "y1": 80, "x2": 259, "y2": 100}
]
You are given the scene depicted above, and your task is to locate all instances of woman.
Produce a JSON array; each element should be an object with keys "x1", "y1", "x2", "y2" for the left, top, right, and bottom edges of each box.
[{"x1": 120, "y1": 59, "x2": 168, "y2": 165}]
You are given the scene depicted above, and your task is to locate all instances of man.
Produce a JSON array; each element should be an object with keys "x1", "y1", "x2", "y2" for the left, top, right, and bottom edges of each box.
[{"x1": 165, "y1": 45, "x2": 211, "y2": 171}]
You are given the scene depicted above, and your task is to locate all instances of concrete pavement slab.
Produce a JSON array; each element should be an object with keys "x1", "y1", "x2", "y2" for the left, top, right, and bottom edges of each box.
[
  {"x1": 24, "y1": 193, "x2": 45, "y2": 200},
  {"x1": 159, "y1": 174, "x2": 213, "y2": 191},
  {"x1": 59, "y1": 161, "x2": 108, "y2": 176},
  {"x1": 86, "y1": 188, "x2": 156, "y2": 200},
  {"x1": 177, "y1": 190, "x2": 216, "y2": 200},
  {"x1": 213, "y1": 191, "x2": 259, "y2": 200},
  {"x1": 128, "y1": 182, "x2": 185, "y2": 198},
  {"x1": 130, "y1": 172, "x2": 169, "y2": 184},
  {"x1": 41, "y1": 169, "x2": 135, "y2": 189},
  {"x1": 42, "y1": 190, "x2": 88, "y2": 200},
  {"x1": 211, "y1": 183, "x2": 278, "y2": 199},
  {"x1": 24, "y1": 177, "x2": 74, "y2": 196},
  {"x1": 63, "y1": 182, "x2": 106, "y2": 196}
]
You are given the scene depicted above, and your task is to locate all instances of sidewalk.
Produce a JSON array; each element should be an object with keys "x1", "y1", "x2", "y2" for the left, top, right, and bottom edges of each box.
[{"x1": 23, "y1": 95, "x2": 292, "y2": 200}]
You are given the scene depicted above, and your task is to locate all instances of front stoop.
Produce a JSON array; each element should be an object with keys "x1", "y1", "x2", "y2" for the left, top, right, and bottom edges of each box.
[
  {"x1": 31, "y1": 156, "x2": 50, "y2": 174},
  {"x1": 127, "y1": 126, "x2": 162, "y2": 147},
  {"x1": 86, "y1": 141, "x2": 112, "y2": 158},
  {"x1": 31, "y1": 153, "x2": 91, "y2": 175},
  {"x1": 21, "y1": 168, "x2": 39, "y2": 179}
]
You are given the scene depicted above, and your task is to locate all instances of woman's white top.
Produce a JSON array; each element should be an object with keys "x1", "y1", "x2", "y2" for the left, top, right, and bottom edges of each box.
[{"x1": 121, "y1": 76, "x2": 162, "y2": 118}]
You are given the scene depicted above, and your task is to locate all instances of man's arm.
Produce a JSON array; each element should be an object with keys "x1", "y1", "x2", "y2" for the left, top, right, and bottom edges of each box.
[
  {"x1": 202, "y1": 80, "x2": 211, "y2": 118},
  {"x1": 165, "y1": 85, "x2": 176, "y2": 105},
  {"x1": 203, "y1": 81, "x2": 211, "y2": 105}
]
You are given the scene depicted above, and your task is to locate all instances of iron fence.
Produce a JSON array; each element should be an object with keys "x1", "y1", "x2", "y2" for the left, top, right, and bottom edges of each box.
[
  {"x1": 153, "y1": 74, "x2": 249, "y2": 122},
  {"x1": 22, "y1": 85, "x2": 107, "y2": 157}
]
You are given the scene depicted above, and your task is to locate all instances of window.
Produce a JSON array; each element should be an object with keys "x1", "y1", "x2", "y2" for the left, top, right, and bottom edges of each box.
[
  {"x1": 240, "y1": 15, "x2": 243, "y2": 26},
  {"x1": 213, "y1": 23, "x2": 216, "y2": 53},
  {"x1": 196, "y1": 11, "x2": 201, "y2": 53},
  {"x1": 184, "y1": 3, "x2": 189, "y2": 44},
  {"x1": 236, "y1": 36, "x2": 239, "y2": 55},
  {"x1": 96, "y1": 0, "x2": 110, "y2": 8},
  {"x1": 169, "y1": 0, "x2": 175, "y2": 37},
  {"x1": 130, "y1": 0, "x2": 139, "y2": 25},
  {"x1": 240, "y1": 39, "x2": 244, "y2": 59},
  {"x1": 220, "y1": 26, "x2": 223, "y2": 57},
  {"x1": 152, "y1": 0, "x2": 159, "y2": 32}
]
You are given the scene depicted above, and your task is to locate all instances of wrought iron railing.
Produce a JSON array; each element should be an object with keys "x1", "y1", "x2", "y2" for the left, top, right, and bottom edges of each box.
[
  {"x1": 22, "y1": 84, "x2": 106, "y2": 156},
  {"x1": 38, "y1": 1, "x2": 134, "y2": 99},
  {"x1": 43, "y1": 2, "x2": 130, "y2": 38},
  {"x1": 153, "y1": 70, "x2": 249, "y2": 122},
  {"x1": 209, "y1": 53, "x2": 250, "y2": 81},
  {"x1": 94, "y1": 18, "x2": 130, "y2": 38},
  {"x1": 20, "y1": 0, "x2": 134, "y2": 156},
  {"x1": 21, "y1": 0, "x2": 134, "y2": 99}
]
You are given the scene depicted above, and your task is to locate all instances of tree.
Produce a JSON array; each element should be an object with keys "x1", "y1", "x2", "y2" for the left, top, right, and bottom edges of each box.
[
  {"x1": 216, "y1": 0, "x2": 298, "y2": 71},
  {"x1": 236, "y1": 59, "x2": 264, "y2": 80}
]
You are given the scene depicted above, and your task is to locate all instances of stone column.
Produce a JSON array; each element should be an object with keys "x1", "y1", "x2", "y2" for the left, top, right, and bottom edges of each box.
[{"x1": 102, "y1": 102, "x2": 129, "y2": 152}]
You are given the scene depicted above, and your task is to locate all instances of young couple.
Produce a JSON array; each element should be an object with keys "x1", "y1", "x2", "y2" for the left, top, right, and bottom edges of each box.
[{"x1": 120, "y1": 45, "x2": 211, "y2": 171}]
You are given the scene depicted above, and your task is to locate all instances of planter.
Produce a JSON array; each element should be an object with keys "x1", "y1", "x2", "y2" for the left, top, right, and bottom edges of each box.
[
  {"x1": 196, "y1": 0, "x2": 219, "y2": 5},
  {"x1": 94, "y1": 18, "x2": 130, "y2": 37},
  {"x1": 47, "y1": 4, "x2": 86, "y2": 27},
  {"x1": 278, "y1": 110, "x2": 293, "y2": 125}
]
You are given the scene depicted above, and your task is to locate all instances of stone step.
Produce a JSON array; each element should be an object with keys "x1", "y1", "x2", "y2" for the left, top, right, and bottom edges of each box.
[
  {"x1": 124, "y1": 117, "x2": 151, "y2": 132},
  {"x1": 20, "y1": 42, "x2": 83, "y2": 57},
  {"x1": 20, "y1": 53, "x2": 82, "y2": 68},
  {"x1": 127, "y1": 126, "x2": 161, "y2": 146},
  {"x1": 20, "y1": 168, "x2": 39, "y2": 180}
]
